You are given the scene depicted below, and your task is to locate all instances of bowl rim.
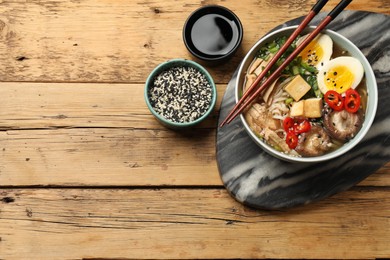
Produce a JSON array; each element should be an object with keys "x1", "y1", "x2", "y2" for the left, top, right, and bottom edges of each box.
[
  {"x1": 182, "y1": 4, "x2": 243, "y2": 62},
  {"x1": 145, "y1": 58, "x2": 217, "y2": 128},
  {"x1": 235, "y1": 25, "x2": 378, "y2": 163}
]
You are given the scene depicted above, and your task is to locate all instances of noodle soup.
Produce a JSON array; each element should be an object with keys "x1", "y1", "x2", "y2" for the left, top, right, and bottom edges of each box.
[{"x1": 235, "y1": 26, "x2": 377, "y2": 163}]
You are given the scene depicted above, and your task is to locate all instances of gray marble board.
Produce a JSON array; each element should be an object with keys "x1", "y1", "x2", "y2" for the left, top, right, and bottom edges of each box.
[{"x1": 216, "y1": 11, "x2": 390, "y2": 209}]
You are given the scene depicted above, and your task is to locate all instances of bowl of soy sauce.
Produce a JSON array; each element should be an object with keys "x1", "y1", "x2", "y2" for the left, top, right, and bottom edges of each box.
[{"x1": 183, "y1": 5, "x2": 243, "y2": 64}]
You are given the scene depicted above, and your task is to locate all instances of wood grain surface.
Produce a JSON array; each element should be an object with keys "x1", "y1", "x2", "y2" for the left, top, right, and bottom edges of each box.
[
  {"x1": 1, "y1": 188, "x2": 389, "y2": 259},
  {"x1": 0, "y1": 0, "x2": 389, "y2": 259}
]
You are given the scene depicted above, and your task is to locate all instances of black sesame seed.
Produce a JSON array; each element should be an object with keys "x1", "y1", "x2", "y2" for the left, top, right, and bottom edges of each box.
[{"x1": 149, "y1": 66, "x2": 212, "y2": 123}]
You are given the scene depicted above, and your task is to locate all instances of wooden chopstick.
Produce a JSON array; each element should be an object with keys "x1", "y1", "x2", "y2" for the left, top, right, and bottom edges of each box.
[
  {"x1": 219, "y1": 0, "x2": 329, "y2": 127},
  {"x1": 219, "y1": 0, "x2": 353, "y2": 127}
]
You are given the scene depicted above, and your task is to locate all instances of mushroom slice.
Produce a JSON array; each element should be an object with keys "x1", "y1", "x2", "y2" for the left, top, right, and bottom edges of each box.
[
  {"x1": 323, "y1": 109, "x2": 363, "y2": 142},
  {"x1": 248, "y1": 57, "x2": 263, "y2": 74},
  {"x1": 254, "y1": 53, "x2": 274, "y2": 76},
  {"x1": 244, "y1": 74, "x2": 257, "y2": 94},
  {"x1": 295, "y1": 125, "x2": 331, "y2": 157}
]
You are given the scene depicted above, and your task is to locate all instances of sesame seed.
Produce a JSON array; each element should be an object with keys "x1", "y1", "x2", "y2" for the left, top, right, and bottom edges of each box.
[{"x1": 149, "y1": 66, "x2": 212, "y2": 123}]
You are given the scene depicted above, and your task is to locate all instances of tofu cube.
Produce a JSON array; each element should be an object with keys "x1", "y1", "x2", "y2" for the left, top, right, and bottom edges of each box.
[
  {"x1": 304, "y1": 98, "x2": 323, "y2": 118},
  {"x1": 284, "y1": 75, "x2": 311, "y2": 101},
  {"x1": 290, "y1": 98, "x2": 322, "y2": 118},
  {"x1": 290, "y1": 100, "x2": 305, "y2": 117}
]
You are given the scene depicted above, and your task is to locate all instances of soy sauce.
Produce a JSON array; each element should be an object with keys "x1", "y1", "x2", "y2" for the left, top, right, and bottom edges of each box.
[{"x1": 190, "y1": 14, "x2": 239, "y2": 58}]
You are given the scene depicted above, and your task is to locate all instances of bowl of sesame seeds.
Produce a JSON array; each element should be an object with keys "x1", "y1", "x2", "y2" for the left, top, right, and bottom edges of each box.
[{"x1": 145, "y1": 59, "x2": 217, "y2": 129}]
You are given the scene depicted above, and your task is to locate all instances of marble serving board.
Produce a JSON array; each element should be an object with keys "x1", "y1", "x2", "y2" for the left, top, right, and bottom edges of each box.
[{"x1": 216, "y1": 11, "x2": 390, "y2": 210}]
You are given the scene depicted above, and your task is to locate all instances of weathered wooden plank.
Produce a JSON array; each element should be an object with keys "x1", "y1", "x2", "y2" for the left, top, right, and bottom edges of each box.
[
  {"x1": 0, "y1": 0, "x2": 388, "y2": 83},
  {"x1": 0, "y1": 82, "x2": 388, "y2": 187},
  {"x1": 0, "y1": 188, "x2": 389, "y2": 259},
  {"x1": 0, "y1": 128, "x2": 220, "y2": 186},
  {"x1": 0, "y1": 126, "x2": 388, "y2": 187},
  {"x1": 0, "y1": 82, "x2": 223, "y2": 129},
  {"x1": 0, "y1": 82, "x2": 221, "y2": 186}
]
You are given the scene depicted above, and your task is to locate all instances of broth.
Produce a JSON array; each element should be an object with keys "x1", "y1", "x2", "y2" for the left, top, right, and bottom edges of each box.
[{"x1": 243, "y1": 35, "x2": 367, "y2": 157}]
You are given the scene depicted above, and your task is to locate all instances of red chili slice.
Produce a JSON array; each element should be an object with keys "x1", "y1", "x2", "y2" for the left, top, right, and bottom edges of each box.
[
  {"x1": 293, "y1": 119, "x2": 311, "y2": 134},
  {"x1": 286, "y1": 132, "x2": 298, "y2": 149},
  {"x1": 283, "y1": 117, "x2": 294, "y2": 132},
  {"x1": 324, "y1": 90, "x2": 344, "y2": 111},
  {"x1": 344, "y1": 89, "x2": 361, "y2": 113}
]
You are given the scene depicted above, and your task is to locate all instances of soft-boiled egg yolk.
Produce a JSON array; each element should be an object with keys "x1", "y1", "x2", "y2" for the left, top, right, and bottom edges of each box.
[
  {"x1": 317, "y1": 56, "x2": 364, "y2": 94},
  {"x1": 297, "y1": 33, "x2": 333, "y2": 69}
]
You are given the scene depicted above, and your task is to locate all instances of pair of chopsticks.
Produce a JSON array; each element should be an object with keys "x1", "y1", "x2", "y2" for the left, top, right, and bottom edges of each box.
[{"x1": 219, "y1": 0, "x2": 353, "y2": 127}]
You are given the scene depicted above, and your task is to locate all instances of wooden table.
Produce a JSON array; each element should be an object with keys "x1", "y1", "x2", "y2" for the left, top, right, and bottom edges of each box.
[{"x1": 0, "y1": 0, "x2": 389, "y2": 259}]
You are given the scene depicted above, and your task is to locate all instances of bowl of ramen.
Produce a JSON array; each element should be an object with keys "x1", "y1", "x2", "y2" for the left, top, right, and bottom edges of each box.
[{"x1": 235, "y1": 26, "x2": 378, "y2": 163}]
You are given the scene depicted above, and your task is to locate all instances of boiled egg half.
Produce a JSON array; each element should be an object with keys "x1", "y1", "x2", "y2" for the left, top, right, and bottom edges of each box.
[
  {"x1": 297, "y1": 33, "x2": 333, "y2": 69},
  {"x1": 317, "y1": 56, "x2": 364, "y2": 94}
]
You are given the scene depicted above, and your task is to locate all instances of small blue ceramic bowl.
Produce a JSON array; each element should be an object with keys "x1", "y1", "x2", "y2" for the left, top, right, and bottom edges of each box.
[{"x1": 145, "y1": 59, "x2": 217, "y2": 129}]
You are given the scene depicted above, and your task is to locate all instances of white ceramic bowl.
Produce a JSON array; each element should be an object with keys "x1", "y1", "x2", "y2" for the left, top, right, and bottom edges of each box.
[{"x1": 235, "y1": 26, "x2": 378, "y2": 163}]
